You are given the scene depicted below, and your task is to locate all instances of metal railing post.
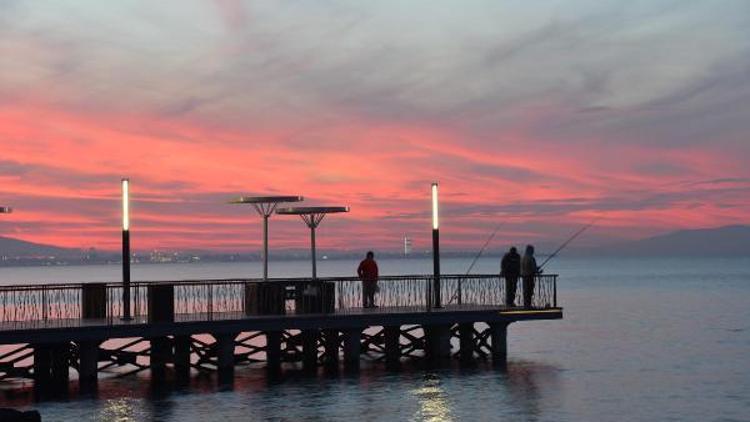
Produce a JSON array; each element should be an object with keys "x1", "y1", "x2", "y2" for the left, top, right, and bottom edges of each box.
[
  {"x1": 41, "y1": 286, "x2": 48, "y2": 321},
  {"x1": 426, "y1": 276, "x2": 432, "y2": 311},
  {"x1": 208, "y1": 284, "x2": 213, "y2": 319},
  {"x1": 553, "y1": 275, "x2": 557, "y2": 308},
  {"x1": 457, "y1": 277, "x2": 462, "y2": 305},
  {"x1": 135, "y1": 284, "x2": 140, "y2": 318}
]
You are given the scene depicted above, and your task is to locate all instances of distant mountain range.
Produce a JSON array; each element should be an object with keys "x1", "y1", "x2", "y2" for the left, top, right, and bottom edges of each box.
[
  {"x1": 0, "y1": 236, "x2": 78, "y2": 258},
  {"x1": 1, "y1": 224, "x2": 749, "y2": 263},
  {"x1": 576, "y1": 225, "x2": 750, "y2": 257}
]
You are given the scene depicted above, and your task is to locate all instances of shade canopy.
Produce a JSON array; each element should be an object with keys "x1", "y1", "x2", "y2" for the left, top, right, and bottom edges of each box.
[
  {"x1": 229, "y1": 196, "x2": 303, "y2": 205},
  {"x1": 229, "y1": 195, "x2": 304, "y2": 280},
  {"x1": 276, "y1": 206, "x2": 349, "y2": 215},
  {"x1": 276, "y1": 206, "x2": 349, "y2": 278}
]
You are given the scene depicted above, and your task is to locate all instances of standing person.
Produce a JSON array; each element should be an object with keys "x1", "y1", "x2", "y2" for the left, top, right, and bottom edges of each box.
[
  {"x1": 501, "y1": 246, "x2": 521, "y2": 307},
  {"x1": 520, "y1": 245, "x2": 539, "y2": 309},
  {"x1": 357, "y1": 251, "x2": 379, "y2": 308}
]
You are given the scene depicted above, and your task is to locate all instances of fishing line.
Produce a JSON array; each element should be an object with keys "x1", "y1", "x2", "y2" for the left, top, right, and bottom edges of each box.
[
  {"x1": 538, "y1": 216, "x2": 601, "y2": 270},
  {"x1": 447, "y1": 221, "x2": 505, "y2": 304},
  {"x1": 464, "y1": 221, "x2": 505, "y2": 275}
]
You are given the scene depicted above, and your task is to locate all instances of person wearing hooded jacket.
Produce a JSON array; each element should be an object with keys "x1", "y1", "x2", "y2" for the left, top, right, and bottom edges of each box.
[
  {"x1": 520, "y1": 245, "x2": 539, "y2": 308},
  {"x1": 501, "y1": 246, "x2": 521, "y2": 307}
]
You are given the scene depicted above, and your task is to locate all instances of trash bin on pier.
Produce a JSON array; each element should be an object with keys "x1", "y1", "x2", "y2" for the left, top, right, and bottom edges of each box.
[
  {"x1": 295, "y1": 281, "x2": 335, "y2": 314},
  {"x1": 148, "y1": 284, "x2": 174, "y2": 323},
  {"x1": 82, "y1": 283, "x2": 107, "y2": 319},
  {"x1": 244, "y1": 282, "x2": 286, "y2": 315}
]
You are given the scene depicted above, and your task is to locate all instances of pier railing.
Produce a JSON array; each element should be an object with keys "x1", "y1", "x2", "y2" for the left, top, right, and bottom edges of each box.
[{"x1": 0, "y1": 274, "x2": 557, "y2": 324}]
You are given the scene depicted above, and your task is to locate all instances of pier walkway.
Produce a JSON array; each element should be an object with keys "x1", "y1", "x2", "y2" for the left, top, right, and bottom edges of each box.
[{"x1": 0, "y1": 274, "x2": 562, "y2": 392}]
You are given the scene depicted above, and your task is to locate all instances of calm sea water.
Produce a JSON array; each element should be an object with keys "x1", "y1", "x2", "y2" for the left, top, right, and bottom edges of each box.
[{"x1": 0, "y1": 257, "x2": 748, "y2": 421}]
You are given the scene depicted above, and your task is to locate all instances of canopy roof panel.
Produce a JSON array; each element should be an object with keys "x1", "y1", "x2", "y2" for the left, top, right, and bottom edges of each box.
[
  {"x1": 229, "y1": 196, "x2": 303, "y2": 204},
  {"x1": 276, "y1": 206, "x2": 349, "y2": 215}
]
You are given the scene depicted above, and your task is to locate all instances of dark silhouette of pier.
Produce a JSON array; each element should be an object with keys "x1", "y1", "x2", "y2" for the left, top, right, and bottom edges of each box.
[{"x1": 0, "y1": 274, "x2": 561, "y2": 396}]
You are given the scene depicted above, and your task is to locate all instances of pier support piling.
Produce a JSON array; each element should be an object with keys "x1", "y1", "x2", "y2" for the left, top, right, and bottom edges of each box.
[
  {"x1": 384, "y1": 326, "x2": 401, "y2": 369},
  {"x1": 322, "y1": 329, "x2": 339, "y2": 367},
  {"x1": 173, "y1": 336, "x2": 191, "y2": 382},
  {"x1": 150, "y1": 337, "x2": 171, "y2": 382},
  {"x1": 302, "y1": 329, "x2": 319, "y2": 370},
  {"x1": 214, "y1": 333, "x2": 237, "y2": 384},
  {"x1": 459, "y1": 323, "x2": 475, "y2": 362},
  {"x1": 342, "y1": 328, "x2": 362, "y2": 371},
  {"x1": 425, "y1": 325, "x2": 452, "y2": 361},
  {"x1": 77, "y1": 340, "x2": 100, "y2": 392},
  {"x1": 33, "y1": 343, "x2": 70, "y2": 394},
  {"x1": 265, "y1": 331, "x2": 282, "y2": 373},
  {"x1": 489, "y1": 322, "x2": 509, "y2": 365},
  {"x1": 50, "y1": 343, "x2": 70, "y2": 390},
  {"x1": 32, "y1": 344, "x2": 51, "y2": 391}
]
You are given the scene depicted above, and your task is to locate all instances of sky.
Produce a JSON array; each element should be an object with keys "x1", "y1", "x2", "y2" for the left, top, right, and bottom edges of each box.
[{"x1": 1, "y1": 0, "x2": 749, "y2": 253}]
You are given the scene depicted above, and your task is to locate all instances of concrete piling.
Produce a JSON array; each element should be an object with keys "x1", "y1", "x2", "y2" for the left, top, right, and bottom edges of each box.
[
  {"x1": 77, "y1": 340, "x2": 100, "y2": 392},
  {"x1": 301, "y1": 330, "x2": 319, "y2": 370},
  {"x1": 265, "y1": 331, "x2": 282, "y2": 373},
  {"x1": 384, "y1": 326, "x2": 401, "y2": 369},
  {"x1": 214, "y1": 332, "x2": 237, "y2": 384},
  {"x1": 322, "y1": 329, "x2": 339, "y2": 367},
  {"x1": 150, "y1": 337, "x2": 171, "y2": 382},
  {"x1": 425, "y1": 325, "x2": 452, "y2": 360},
  {"x1": 458, "y1": 323, "x2": 475, "y2": 362},
  {"x1": 342, "y1": 328, "x2": 362, "y2": 370},
  {"x1": 173, "y1": 335, "x2": 191, "y2": 382},
  {"x1": 489, "y1": 322, "x2": 509, "y2": 364}
]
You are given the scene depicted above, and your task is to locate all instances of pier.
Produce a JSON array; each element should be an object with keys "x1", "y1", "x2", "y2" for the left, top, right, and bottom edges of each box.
[{"x1": 0, "y1": 274, "x2": 562, "y2": 393}]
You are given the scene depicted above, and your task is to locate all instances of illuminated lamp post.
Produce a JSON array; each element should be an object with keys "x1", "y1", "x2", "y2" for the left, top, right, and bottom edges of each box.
[
  {"x1": 431, "y1": 182, "x2": 441, "y2": 308},
  {"x1": 121, "y1": 179, "x2": 132, "y2": 321}
]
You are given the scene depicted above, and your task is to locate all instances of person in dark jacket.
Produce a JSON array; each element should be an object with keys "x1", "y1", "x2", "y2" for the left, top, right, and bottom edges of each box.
[
  {"x1": 357, "y1": 251, "x2": 379, "y2": 308},
  {"x1": 520, "y1": 245, "x2": 539, "y2": 308},
  {"x1": 501, "y1": 246, "x2": 521, "y2": 307}
]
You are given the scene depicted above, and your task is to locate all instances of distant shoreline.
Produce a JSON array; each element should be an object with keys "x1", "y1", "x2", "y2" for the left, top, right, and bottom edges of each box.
[{"x1": 1, "y1": 254, "x2": 748, "y2": 270}]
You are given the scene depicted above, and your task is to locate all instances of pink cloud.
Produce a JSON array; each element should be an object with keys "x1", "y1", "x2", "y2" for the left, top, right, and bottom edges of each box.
[{"x1": 1, "y1": 100, "x2": 748, "y2": 253}]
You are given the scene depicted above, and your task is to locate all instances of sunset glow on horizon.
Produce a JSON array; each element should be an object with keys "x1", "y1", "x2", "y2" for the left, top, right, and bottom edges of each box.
[{"x1": 1, "y1": 1, "x2": 749, "y2": 253}]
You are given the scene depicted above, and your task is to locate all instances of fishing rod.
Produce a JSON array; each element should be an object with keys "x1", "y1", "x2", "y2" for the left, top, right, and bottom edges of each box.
[
  {"x1": 464, "y1": 221, "x2": 505, "y2": 275},
  {"x1": 538, "y1": 216, "x2": 600, "y2": 270},
  {"x1": 447, "y1": 221, "x2": 505, "y2": 304}
]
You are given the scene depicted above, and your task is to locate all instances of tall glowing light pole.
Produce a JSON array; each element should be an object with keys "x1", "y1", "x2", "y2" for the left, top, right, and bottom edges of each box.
[
  {"x1": 431, "y1": 182, "x2": 441, "y2": 308},
  {"x1": 121, "y1": 179, "x2": 132, "y2": 321}
]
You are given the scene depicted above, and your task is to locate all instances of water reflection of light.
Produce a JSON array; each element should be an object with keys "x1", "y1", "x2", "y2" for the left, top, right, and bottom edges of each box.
[
  {"x1": 100, "y1": 397, "x2": 140, "y2": 422},
  {"x1": 412, "y1": 375, "x2": 453, "y2": 422}
]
